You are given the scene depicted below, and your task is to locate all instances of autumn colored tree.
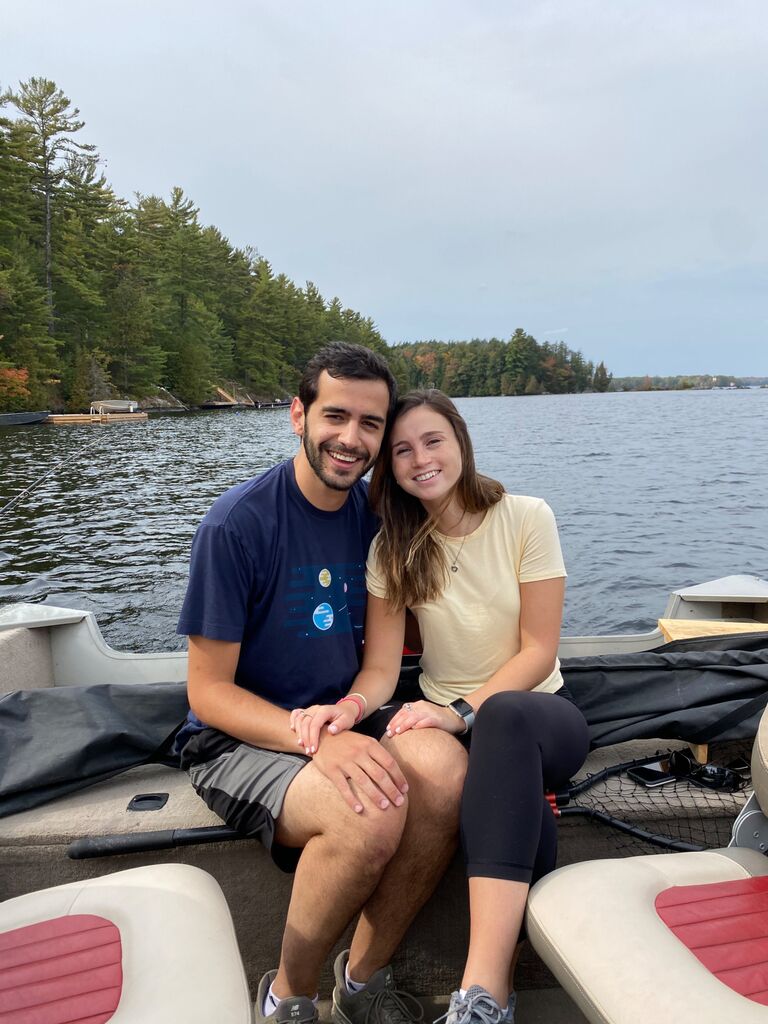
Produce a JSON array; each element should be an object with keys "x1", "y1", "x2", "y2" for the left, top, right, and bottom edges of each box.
[{"x1": 0, "y1": 366, "x2": 32, "y2": 410}]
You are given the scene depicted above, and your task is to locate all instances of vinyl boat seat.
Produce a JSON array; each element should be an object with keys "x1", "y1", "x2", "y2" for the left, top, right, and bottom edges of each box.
[
  {"x1": 0, "y1": 864, "x2": 254, "y2": 1023},
  {"x1": 526, "y1": 708, "x2": 768, "y2": 1023}
]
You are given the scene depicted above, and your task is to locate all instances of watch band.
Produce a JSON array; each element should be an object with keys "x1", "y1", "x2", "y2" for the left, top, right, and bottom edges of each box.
[{"x1": 447, "y1": 698, "x2": 475, "y2": 734}]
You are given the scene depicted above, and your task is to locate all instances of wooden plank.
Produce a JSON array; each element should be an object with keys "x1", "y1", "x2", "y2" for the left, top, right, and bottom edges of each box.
[
  {"x1": 657, "y1": 618, "x2": 768, "y2": 643},
  {"x1": 689, "y1": 743, "x2": 709, "y2": 765},
  {"x1": 46, "y1": 413, "x2": 148, "y2": 424}
]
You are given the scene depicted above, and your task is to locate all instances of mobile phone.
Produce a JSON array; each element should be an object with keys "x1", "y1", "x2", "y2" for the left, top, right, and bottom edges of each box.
[{"x1": 626, "y1": 762, "x2": 677, "y2": 788}]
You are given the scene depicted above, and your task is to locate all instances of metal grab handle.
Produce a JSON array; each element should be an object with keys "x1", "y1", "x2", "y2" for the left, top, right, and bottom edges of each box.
[{"x1": 67, "y1": 825, "x2": 245, "y2": 859}]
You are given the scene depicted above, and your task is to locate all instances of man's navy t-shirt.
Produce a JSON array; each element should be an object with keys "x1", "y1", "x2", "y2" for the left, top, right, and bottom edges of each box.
[{"x1": 176, "y1": 460, "x2": 379, "y2": 746}]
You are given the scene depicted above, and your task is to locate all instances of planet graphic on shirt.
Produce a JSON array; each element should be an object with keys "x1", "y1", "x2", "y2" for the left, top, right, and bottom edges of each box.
[
  {"x1": 318, "y1": 568, "x2": 332, "y2": 588},
  {"x1": 312, "y1": 603, "x2": 334, "y2": 631}
]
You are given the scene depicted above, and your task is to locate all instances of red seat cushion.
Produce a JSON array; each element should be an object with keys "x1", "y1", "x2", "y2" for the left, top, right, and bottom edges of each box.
[
  {"x1": 0, "y1": 914, "x2": 122, "y2": 1023},
  {"x1": 656, "y1": 876, "x2": 768, "y2": 1005}
]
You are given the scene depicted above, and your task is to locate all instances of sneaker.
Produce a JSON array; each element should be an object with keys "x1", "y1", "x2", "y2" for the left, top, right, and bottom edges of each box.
[
  {"x1": 331, "y1": 950, "x2": 424, "y2": 1024},
  {"x1": 504, "y1": 993, "x2": 516, "y2": 1023},
  {"x1": 255, "y1": 969, "x2": 319, "y2": 1024},
  {"x1": 437, "y1": 986, "x2": 514, "y2": 1024}
]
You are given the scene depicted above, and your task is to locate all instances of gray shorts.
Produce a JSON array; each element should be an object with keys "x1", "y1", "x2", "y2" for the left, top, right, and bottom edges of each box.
[
  {"x1": 179, "y1": 704, "x2": 401, "y2": 872},
  {"x1": 182, "y1": 728, "x2": 309, "y2": 872}
]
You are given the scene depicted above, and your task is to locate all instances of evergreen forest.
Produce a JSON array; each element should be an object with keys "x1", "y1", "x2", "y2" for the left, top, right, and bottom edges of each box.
[
  {"x1": 394, "y1": 336, "x2": 611, "y2": 397},
  {"x1": 0, "y1": 78, "x2": 610, "y2": 412}
]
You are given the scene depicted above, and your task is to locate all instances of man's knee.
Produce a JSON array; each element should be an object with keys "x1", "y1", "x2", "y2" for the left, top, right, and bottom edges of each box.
[
  {"x1": 278, "y1": 763, "x2": 408, "y2": 867},
  {"x1": 333, "y1": 800, "x2": 409, "y2": 870}
]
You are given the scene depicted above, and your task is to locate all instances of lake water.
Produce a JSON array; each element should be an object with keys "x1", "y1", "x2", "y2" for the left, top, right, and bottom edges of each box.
[{"x1": 0, "y1": 390, "x2": 766, "y2": 651}]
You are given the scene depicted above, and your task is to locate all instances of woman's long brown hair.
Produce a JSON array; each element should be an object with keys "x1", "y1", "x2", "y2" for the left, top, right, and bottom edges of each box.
[{"x1": 368, "y1": 390, "x2": 504, "y2": 609}]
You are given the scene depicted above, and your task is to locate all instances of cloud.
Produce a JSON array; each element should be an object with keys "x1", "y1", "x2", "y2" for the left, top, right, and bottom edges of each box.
[{"x1": 3, "y1": 0, "x2": 766, "y2": 374}]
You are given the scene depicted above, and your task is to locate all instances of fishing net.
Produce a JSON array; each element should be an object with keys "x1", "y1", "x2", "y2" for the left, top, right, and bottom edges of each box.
[{"x1": 552, "y1": 739, "x2": 753, "y2": 858}]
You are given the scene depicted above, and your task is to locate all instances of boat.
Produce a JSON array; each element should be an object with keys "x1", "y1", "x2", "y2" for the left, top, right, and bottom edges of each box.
[
  {"x1": 0, "y1": 411, "x2": 50, "y2": 426},
  {"x1": 47, "y1": 398, "x2": 149, "y2": 423},
  {"x1": 1, "y1": 575, "x2": 767, "y2": 1014},
  {"x1": 89, "y1": 399, "x2": 141, "y2": 414},
  {"x1": 2, "y1": 573, "x2": 766, "y2": 687}
]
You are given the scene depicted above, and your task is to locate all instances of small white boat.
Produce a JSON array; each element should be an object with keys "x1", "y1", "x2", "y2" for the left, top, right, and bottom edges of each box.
[{"x1": 89, "y1": 399, "x2": 141, "y2": 414}]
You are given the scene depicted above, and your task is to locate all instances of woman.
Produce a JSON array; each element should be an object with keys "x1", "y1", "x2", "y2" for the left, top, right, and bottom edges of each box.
[{"x1": 291, "y1": 390, "x2": 589, "y2": 1024}]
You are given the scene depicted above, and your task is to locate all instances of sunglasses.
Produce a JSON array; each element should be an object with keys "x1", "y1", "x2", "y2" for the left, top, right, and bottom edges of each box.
[{"x1": 666, "y1": 749, "x2": 750, "y2": 792}]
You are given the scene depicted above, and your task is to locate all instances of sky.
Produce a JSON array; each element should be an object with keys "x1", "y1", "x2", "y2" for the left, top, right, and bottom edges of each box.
[{"x1": 3, "y1": 0, "x2": 767, "y2": 376}]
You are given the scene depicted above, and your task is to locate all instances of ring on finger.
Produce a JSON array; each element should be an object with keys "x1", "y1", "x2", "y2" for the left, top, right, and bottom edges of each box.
[{"x1": 404, "y1": 703, "x2": 412, "y2": 711}]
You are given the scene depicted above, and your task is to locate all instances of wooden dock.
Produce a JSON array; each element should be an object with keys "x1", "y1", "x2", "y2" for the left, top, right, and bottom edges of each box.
[{"x1": 46, "y1": 413, "x2": 149, "y2": 424}]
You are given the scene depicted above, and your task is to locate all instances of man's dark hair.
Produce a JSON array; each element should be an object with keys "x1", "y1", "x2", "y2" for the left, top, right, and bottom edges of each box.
[{"x1": 299, "y1": 342, "x2": 397, "y2": 415}]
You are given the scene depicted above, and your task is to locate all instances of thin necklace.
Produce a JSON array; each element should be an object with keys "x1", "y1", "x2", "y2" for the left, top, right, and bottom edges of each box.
[
  {"x1": 444, "y1": 532, "x2": 468, "y2": 573},
  {"x1": 440, "y1": 507, "x2": 485, "y2": 572}
]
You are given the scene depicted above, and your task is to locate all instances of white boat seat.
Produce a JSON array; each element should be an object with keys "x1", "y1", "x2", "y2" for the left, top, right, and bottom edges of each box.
[
  {"x1": 526, "y1": 708, "x2": 768, "y2": 1023},
  {"x1": 0, "y1": 864, "x2": 254, "y2": 1023}
]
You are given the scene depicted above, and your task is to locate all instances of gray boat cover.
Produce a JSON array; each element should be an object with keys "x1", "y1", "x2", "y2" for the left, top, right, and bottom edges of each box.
[
  {"x1": 0, "y1": 683, "x2": 187, "y2": 818},
  {"x1": 1, "y1": 633, "x2": 767, "y2": 818},
  {"x1": 562, "y1": 632, "x2": 768, "y2": 747}
]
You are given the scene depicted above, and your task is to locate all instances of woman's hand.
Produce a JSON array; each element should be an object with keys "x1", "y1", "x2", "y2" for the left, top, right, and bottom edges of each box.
[
  {"x1": 386, "y1": 699, "x2": 466, "y2": 737},
  {"x1": 289, "y1": 702, "x2": 357, "y2": 754}
]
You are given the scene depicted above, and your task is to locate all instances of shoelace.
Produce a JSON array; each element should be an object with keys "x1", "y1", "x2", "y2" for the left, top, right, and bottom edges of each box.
[
  {"x1": 364, "y1": 986, "x2": 425, "y2": 1024},
  {"x1": 434, "y1": 991, "x2": 504, "y2": 1024}
]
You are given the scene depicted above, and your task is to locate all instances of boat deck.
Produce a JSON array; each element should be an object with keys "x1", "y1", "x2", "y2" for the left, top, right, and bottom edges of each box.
[
  {"x1": 1, "y1": 580, "x2": 764, "y2": 1012},
  {"x1": 0, "y1": 737, "x2": 748, "y2": 999}
]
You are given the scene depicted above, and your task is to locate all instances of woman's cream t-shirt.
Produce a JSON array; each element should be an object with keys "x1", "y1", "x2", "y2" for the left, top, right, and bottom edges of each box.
[{"x1": 366, "y1": 494, "x2": 567, "y2": 705}]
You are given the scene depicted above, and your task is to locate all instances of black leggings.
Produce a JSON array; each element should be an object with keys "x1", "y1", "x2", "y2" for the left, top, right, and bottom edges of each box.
[{"x1": 461, "y1": 689, "x2": 590, "y2": 886}]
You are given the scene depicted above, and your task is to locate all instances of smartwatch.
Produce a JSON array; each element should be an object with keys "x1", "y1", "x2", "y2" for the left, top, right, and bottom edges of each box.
[{"x1": 447, "y1": 698, "x2": 475, "y2": 734}]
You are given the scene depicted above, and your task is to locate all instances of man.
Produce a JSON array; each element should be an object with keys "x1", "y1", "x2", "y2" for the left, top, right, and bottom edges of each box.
[{"x1": 176, "y1": 343, "x2": 465, "y2": 1024}]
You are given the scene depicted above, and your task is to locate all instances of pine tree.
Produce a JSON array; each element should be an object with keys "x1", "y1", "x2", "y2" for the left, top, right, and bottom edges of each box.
[
  {"x1": 1, "y1": 78, "x2": 97, "y2": 334},
  {"x1": 593, "y1": 361, "x2": 612, "y2": 392},
  {"x1": 505, "y1": 329, "x2": 540, "y2": 394},
  {"x1": 236, "y1": 260, "x2": 285, "y2": 396},
  {"x1": 0, "y1": 246, "x2": 55, "y2": 403},
  {"x1": 105, "y1": 262, "x2": 166, "y2": 394}
]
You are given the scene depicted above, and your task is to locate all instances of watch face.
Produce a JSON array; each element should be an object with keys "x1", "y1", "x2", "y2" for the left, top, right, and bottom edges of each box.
[
  {"x1": 450, "y1": 699, "x2": 474, "y2": 719},
  {"x1": 448, "y1": 698, "x2": 475, "y2": 734}
]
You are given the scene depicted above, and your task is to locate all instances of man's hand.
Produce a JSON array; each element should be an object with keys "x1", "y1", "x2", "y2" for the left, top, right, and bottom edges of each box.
[{"x1": 310, "y1": 731, "x2": 409, "y2": 814}]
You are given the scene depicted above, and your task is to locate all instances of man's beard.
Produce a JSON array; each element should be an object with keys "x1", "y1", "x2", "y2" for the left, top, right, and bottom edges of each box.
[{"x1": 303, "y1": 432, "x2": 374, "y2": 491}]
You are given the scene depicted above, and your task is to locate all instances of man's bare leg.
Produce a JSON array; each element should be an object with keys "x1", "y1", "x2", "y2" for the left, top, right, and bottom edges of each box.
[
  {"x1": 347, "y1": 729, "x2": 467, "y2": 981},
  {"x1": 271, "y1": 762, "x2": 408, "y2": 999}
]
